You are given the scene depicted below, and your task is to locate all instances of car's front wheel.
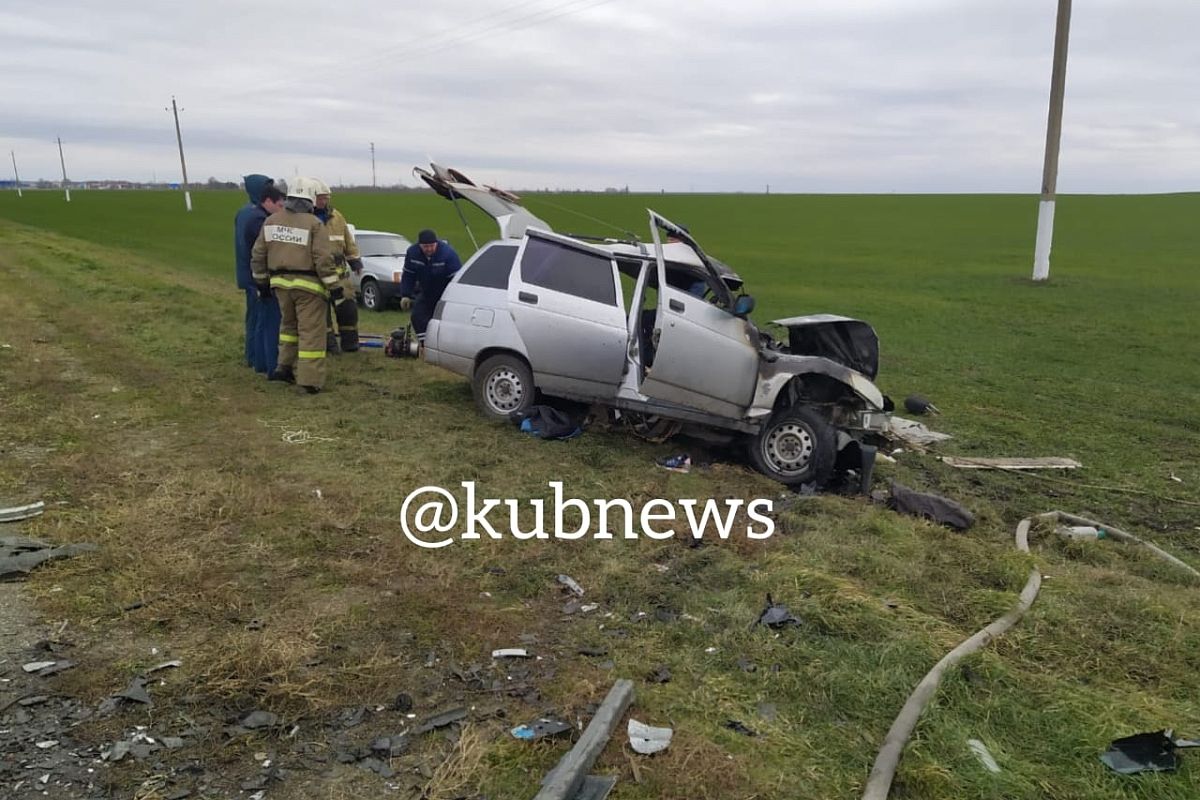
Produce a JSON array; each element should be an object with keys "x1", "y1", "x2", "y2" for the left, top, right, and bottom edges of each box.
[
  {"x1": 360, "y1": 278, "x2": 384, "y2": 312},
  {"x1": 748, "y1": 405, "x2": 835, "y2": 487},
  {"x1": 472, "y1": 354, "x2": 535, "y2": 421}
]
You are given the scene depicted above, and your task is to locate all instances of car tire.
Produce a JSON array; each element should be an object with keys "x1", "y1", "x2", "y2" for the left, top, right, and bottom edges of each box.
[
  {"x1": 748, "y1": 405, "x2": 835, "y2": 487},
  {"x1": 360, "y1": 278, "x2": 384, "y2": 312},
  {"x1": 473, "y1": 354, "x2": 535, "y2": 421}
]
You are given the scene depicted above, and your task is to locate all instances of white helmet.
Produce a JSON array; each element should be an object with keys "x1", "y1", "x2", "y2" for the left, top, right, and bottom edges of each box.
[
  {"x1": 286, "y1": 176, "x2": 320, "y2": 203},
  {"x1": 312, "y1": 178, "x2": 331, "y2": 196}
]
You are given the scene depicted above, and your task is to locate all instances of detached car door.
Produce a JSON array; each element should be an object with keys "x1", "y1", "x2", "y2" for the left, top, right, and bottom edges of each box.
[
  {"x1": 508, "y1": 231, "x2": 628, "y2": 397},
  {"x1": 638, "y1": 243, "x2": 758, "y2": 418}
]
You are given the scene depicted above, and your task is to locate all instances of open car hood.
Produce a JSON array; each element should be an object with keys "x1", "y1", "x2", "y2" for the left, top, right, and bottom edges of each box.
[{"x1": 414, "y1": 162, "x2": 550, "y2": 240}]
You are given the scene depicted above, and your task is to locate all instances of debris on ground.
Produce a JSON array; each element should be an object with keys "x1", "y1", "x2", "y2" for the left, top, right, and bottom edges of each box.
[
  {"x1": 627, "y1": 718, "x2": 673, "y2": 755},
  {"x1": 646, "y1": 665, "x2": 671, "y2": 684},
  {"x1": 755, "y1": 594, "x2": 802, "y2": 629},
  {"x1": 557, "y1": 574, "x2": 585, "y2": 597},
  {"x1": 903, "y1": 395, "x2": 940, "y2": 415},
  {"x1": 512, "y1": 405, "x2": 584, "y2": 440},
  {"x1": 413, "y1": 706, "x2": 468, "y2": 735},
  {"x1": 536, "y1": 679, "x2": 633, "y2": 799},
  {"x1": 655, "y1": 454, "x2": 692, "y2": 474},
  {"x1": 493, "y1": 648, "x2": 531, "y2": 659},
  {"x1": 724, "y1": 720, "x2": 759, "y2": 737},
  {"x1": 940, "y1": 456, "x2": 1081, "y2": 470},
  {"x1": 0, "y1": 501, "x2": 46, "y2": 523},
  {"x1": 967, "y1": 738, "x2": 1001, "y2": 773},
  {"x1": 883, "y1": 481, "x2": 975, "y2": 531},
  {"x1": 1, "y1": 534, "x2": 98, "y2": 580},
  {"x1": 512, "y1": 718, "x2": 573, "y2": 741},
  {"x1": 886, "y1": 417, "x2": 952, "y2": 449},
  {"x1": 1100, "y1": 729, "x2": 1200, "y2": 774}
]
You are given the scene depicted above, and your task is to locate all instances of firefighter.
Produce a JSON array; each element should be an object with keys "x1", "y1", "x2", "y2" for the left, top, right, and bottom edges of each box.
[
  {"x1": 399, "y1": 229, "x2": 462, "y2": 346},
  {"x1": 313, "y1": 180, "x2": 364, "y2": 353},
  {"x1": 250, "y1": 176, "x2": 339, "y2": 394}
]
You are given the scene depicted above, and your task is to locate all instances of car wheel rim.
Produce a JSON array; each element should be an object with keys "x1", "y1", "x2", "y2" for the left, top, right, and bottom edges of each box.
[
  {"x1": 485, "y1": 367, "x2": 525, "y2": 413},
  {"x1": 363, "y1": 285, "x2": 377, "y2": 307},
  {"x1": 764, "y1": 422, "x2": 814, "y2": 476}
]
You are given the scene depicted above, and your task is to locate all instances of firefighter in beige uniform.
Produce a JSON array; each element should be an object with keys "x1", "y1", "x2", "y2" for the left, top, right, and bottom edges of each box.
[
  {"x1": 250, "y1": 177, "x2": 339, "y2": 393},
  {"x1": 313, "y1": 180, "x2": 363, "y2": 353}
]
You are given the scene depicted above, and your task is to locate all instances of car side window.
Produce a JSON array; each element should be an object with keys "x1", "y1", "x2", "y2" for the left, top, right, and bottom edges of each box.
[
  {"x1": 458, "y1": 245, "x2": 517, "y2": 289},
  {"x1": 520, "y1": 238, "x2": 617, "y2": 306}
]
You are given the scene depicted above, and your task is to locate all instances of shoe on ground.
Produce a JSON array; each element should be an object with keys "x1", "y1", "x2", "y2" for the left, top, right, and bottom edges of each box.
[
  {"x1": 656, "y1": 454, "x2": 692, "y2": 473},
  {"x1": 269, "y1": 368, "x2": 295, "y2": 384},
  {"x1": 301, "y1": 385, "x2": 321, "y2": 395}
]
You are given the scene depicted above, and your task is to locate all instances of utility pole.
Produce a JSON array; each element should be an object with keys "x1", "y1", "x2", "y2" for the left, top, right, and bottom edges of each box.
[
  {"x1": 370, "y1": 142, "x2": 377, "y2": 188},
  {"x1": 168, "y1": 96, "x2": 192, "y2": 211},
  {"x1": 57, "y1": 137, "x2": 70, "y2": 202},
  {"x1": 1033, "y1": 0, "x2": 1072, "y2": 281},
  {"x1": 10, "y1": 151, "x2": 21, "y2": 198}
]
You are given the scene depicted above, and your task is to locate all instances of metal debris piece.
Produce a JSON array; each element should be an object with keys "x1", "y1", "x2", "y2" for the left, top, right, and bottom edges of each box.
[
  {"x1": 146, "y1": 660, "x2": 182, "y2": 674},
  {"x1": 627, "y1": 718, "x2": 672, "y2": 755},
  {"x1": 1, "y1": 535, "x2": 98, "y2": 579},
  {"x1": 0, "y1": 501, "x2": 45, "y2": 523},
  {"x1": 115, "y1": 676, "x2": 152, "y2": 705},
  {"x1": 886, "y1": 417, "x2": 951, "y2": 449},
  {"x1": 557, "y1": 574, "x2": 585, "y2": 597},
  {"x1": 23, "y1": 661, "x2": 57, "y2": 673},
  {"x1": 537, "y1": 679, "x2": 634, "y2": 800},
  {"x1": 941, "y1": 456, "x2": 1081, "y2": 470}
]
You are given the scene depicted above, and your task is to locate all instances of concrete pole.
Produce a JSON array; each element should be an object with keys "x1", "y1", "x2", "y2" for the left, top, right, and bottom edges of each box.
[
  {"x1": 10, "y1": 151, "x2": 21, "y2": 198},
  {"x1": 57, "y1": 137, "x2": 70, "y2": 202},
  {"x1": 370, "y1": 142, "x2": 377, "y2": 188},
  {"x1": 1033, "y1": 0, "x2": 1072, "y2": 281},
  {"x1": 170, "y1": 96, "x2": 192, "y2": 211}
]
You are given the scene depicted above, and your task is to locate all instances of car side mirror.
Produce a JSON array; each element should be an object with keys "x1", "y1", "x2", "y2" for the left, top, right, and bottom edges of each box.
[{"x1": 733, "y1": 294, "x2": 756, "y2": 317}]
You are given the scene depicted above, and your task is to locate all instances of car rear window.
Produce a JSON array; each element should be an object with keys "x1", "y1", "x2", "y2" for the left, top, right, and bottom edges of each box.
[
  {"x1": 358, "y1": 235, "x2": 407, "y2": 257},
  {"x1": 520, "y1": 238, "x2": 617, "y2": 306},
  {"x1": 458, "y1": 244, "x2": 517, "y2": 289}
]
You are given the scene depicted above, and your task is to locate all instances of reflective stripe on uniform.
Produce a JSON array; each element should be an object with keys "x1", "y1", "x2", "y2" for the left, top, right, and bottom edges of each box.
[
  {"x1": 298, "y1": 350, "x2": 326, "y2": 360},
  {"x1": 279, "y1": 333, "x2": 299, "y2": 343},
  {"x1": 321, "y1": 274, "x2": 339, "y2": 285},
  {"x1": 270, "y1": 275, "x2": 327, "y2": 295}
]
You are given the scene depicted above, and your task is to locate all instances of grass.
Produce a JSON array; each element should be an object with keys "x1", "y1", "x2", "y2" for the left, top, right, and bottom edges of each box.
[{"x1": 0, "y1": 187, "x2": 1198, "y2": 799}]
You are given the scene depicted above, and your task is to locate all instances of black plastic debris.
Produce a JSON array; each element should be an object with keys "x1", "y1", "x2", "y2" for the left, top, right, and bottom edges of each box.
[
  {"x1": 414, "y1": 706, "x2": 468, "y2": 735},
  {"x1": 511, "y1": 717, "x2": 573, "y2": 741},
  {"x1": 370, "y1": 734, "x2": 411, "y2": 757},
  {"x1": 1100, "y1": 730, "x2": 1200, "y2": 775},
  {"x1": 114, "y1": 676, "x2": 152, "y2": 706},
  {"x1": 646, "y1": 665, "x2": 672, "y2": 684},
  {"x1": 886, "y1": 481, "x2": 975, "y2": 531},
  {"x1": 903, "y1": 394, "x2": 940, "y2": 415},
  {"x1": 724, "y1": 720, "x2": 759, "y2": 737},
  {"x1": 755, "y1": 594, "x2": 802, "y2": 629},
  {"x1": 391, "y1": 692, "x2": 414, "y2": 713}
]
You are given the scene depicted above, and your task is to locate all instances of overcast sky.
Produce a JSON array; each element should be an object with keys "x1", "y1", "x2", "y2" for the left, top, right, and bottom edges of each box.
[{"x1": 2, "y1": 0, "x2": 1198, "y2": 192}]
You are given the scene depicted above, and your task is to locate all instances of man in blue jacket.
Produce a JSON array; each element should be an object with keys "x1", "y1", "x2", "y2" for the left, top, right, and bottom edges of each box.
[
  {"x1": 399, "y1": 229, "x2": 462, "y2": 345},
  {"x1": 234, "y1": 175, "x2": 284, "y2": 374}
]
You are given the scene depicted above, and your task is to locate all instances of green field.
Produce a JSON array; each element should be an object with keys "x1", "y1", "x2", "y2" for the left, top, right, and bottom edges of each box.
[{"x1": 1, "y1": 187, "x2": 1198, "y2": 799}]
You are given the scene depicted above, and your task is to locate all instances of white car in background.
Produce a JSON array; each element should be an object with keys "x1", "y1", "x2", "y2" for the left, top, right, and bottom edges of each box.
[{"x1": 349, "y1": 229, "x2": 412, "y2": 311}]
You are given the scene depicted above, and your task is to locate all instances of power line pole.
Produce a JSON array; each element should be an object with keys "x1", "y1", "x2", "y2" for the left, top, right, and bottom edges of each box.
[
  {"x1": 1033, "y1": 0, "x2": 1072, "y2": 281},
  {"x1": 370, "y1": 142, "x2": 377, "y2": 188},
  {"x1": 10, "y1": 151, "x2": 21, "y2": 198},
  {"x1": 57, "y1": 137, "x2": 71, "y2": 202},
  {"x1": 168, "y1": 96, "x2": 192, "y2": 211}
]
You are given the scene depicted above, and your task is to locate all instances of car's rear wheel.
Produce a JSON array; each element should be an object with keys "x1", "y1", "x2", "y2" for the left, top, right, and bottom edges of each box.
[
  {"x1": 473, "y1": 354, "x2": 535, "y2": 421},
  {"x1": 360, "y1": 278, "x2": 384, "y2": 311},
  {"x1": 748, "y1": 405, "x2": 835, "y2": 487}
]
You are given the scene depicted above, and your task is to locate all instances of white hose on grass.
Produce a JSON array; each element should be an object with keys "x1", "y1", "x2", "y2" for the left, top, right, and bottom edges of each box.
[{"x1": 861, "y1": 510, "x2": 1200, "y2": 800}]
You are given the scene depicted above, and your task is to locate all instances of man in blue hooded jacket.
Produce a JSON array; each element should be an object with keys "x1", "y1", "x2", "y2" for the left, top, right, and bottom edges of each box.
[
  {"x1": 398, "y1": 229, "x2": 462, "y2": 345},
  {"x1": 234, "y1": 174, "x2": 284, "y2": 374}
]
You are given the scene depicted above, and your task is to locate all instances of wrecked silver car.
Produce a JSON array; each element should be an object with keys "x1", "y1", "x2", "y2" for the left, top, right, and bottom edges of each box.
[{"x1": 413, "y1": 163, "x2": 892, "y2": 487}]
